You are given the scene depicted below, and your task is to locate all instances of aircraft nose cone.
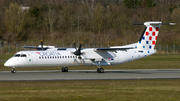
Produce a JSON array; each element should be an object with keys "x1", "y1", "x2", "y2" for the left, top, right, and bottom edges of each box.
[
  {"x1": 4, "y1": 59, "x2": 14, "y2": 67},
  {"x1": 4, "y1": 61, "x2": 10, "y2": 67}
]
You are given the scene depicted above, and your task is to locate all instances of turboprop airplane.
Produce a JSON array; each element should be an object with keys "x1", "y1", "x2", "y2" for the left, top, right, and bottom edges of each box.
[{"x1": 4, "y1": 21, "x2": 175, "y2": 73}]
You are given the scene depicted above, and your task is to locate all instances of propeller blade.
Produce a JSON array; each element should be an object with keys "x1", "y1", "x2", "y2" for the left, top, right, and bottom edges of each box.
[
  {"x1": 73, "y1": 41, "x2": 77, "y2": 51},
  {"x1": 41, "y1": 40, "x2": 43, "y2": 50},
  {"x1": 78, "y1": 42, "x2": 83, "y2": 51},
  {"x1": 73, "y1": 42, "x2": 83, "y2": 58}
]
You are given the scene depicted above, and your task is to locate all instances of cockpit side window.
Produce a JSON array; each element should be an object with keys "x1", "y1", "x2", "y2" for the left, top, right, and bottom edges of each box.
[{"x1": 21, "y1": 54, "x2": 27, "y2": 57}]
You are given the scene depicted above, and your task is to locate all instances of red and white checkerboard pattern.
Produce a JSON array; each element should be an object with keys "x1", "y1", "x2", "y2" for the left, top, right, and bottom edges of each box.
[{"x1": 137, "y1": 25, "x2": 160, "y2": 50}]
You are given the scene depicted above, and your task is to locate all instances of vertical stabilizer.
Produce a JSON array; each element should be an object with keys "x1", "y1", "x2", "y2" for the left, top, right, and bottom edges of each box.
[{"x1": 137, "y1": 22, "x2": 162, "y2": 50}]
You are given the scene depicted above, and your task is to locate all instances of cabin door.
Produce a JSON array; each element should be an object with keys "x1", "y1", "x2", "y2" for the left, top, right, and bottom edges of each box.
[{"x1": 31, "y1": 54, "x2": 37, "y2": 64}]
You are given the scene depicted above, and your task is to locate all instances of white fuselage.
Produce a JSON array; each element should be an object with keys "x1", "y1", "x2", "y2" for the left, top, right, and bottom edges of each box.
[
  {"x1": 4, "y1": 48, "x2": 156, "y2": 68},
  {"x1": 4, "y1": 21, "x2": 175, "y2": 72}
]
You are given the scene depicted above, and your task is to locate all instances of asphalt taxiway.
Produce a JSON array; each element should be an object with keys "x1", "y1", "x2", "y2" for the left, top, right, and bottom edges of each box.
[{"x1": 0, "y1": 69, "x2": 180, "y2": 81}]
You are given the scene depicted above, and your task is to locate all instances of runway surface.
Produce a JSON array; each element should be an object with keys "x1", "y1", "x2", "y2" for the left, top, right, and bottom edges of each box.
[{"x1": 0, "y1": 69, "x2": 180, "y2": 81}]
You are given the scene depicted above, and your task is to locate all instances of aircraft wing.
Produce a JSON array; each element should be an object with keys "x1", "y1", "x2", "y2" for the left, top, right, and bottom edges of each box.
[
  {"x1": 80, "y1": 47, "x2": 134, "y2": 60},
  {"x1": 23, "y1": 46, "x2": 67, "y2": 50},
  {"x1": 23, "y1": 46, "x2": 49, "y2": 50},
  {"x1": 57, "y1": 48, "x2": 67, "y2": 50},
  {"x1": 94, "y1": 47, "x2": 134, "y2": 51}
]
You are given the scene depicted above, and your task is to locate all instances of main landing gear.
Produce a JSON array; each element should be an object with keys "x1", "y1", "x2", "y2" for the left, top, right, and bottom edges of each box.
[
  {"x1": 11, "y1": 67, "x2": 16, "y2": 73},
  {"x1": 97, "y1": 68, "x2": 104, "y2": 73},
  {"x1": 62, "y1": 67, "x2": 68, "y2": 72},
  {"x1": 96, "y1": 62, "x2": 104, "y2": 73}
]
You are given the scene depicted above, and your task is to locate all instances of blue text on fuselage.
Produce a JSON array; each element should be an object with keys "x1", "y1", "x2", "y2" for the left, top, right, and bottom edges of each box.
[{"x1": 37, "y1": 52, "x2": 61, "y2": 56}]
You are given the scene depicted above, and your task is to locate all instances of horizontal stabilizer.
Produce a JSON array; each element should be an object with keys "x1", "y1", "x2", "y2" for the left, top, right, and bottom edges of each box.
[
  {"x1": 161, "y1": 23, "x2": 176, "y2": 25},
  {"x1": 133, "y1": 22, "x2": 176, "y2": 26}
]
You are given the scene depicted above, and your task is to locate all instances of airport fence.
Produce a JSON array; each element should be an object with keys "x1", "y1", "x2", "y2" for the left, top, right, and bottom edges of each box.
[{"x1": 0, "y1": 44, "x2": 180, "y2": 54}]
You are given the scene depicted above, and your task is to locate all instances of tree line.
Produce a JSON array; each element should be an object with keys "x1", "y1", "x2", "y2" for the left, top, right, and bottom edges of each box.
[{"x1": 0, "y1": 0, "x2": 180, "y2": 47}]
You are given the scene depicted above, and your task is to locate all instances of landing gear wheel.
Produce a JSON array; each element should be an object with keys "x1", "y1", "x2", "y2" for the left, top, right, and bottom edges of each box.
[
  {"x1": 97, "y1": 68, "x2": 104, "y2": 73},
  {"x1": 62, "y1": 67, "x2": 68, "y2": 72},
  {"x1": 64, "y1": 67, "x2": 68, "y2": 72},
  {"x1": 11, "y1": 69, "x2": 16, "y2": 73},
  {"x1": 100, "y1": 68, "x2": 104, "y2": 73},
  {"x1": 97, "y1": 68, "x2": 100, "y2": 73},
  {"x1": 78, "y1": 56, "x2": 82, "y2": 59},
  {"x1": 62, "y1": 68, "x2": 65, "y2": 72}
]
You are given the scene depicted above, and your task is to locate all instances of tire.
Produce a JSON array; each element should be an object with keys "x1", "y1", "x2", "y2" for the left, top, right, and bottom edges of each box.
[
  {"x1": 65, "y1": 67, "x2": 68, "y2": 72},
  {"x1": 97, "y1": 68, "x2": 104, "y2": 73},
  {"x1": 62, "y1": 68, "x2": 65, "y2": 72},
  {"x1": 78, "y1": 56, "x2": 82, "y2": 59},
  {"x1": 97, "y1": 68, "x2": 100, "y2": 73},
  {"x1": 11, "y1": 70, "x2": 16, "y2": 73},
  {"x1": 100, "y1": 68, "x2": 104, "y2": 73}
]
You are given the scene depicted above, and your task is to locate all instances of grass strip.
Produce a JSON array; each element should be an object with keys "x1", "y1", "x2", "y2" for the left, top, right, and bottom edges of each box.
[{"x1": 0, "y1": 79, "x2": 180, "y2": 101}]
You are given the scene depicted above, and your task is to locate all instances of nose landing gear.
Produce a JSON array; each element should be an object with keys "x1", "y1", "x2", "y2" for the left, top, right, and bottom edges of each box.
[
  {"x1": 11, "y1": 67, "x2": 16, "y2": 73},
  {"x1": 62, "y1": 67, "x2": 68, "y2": 72}
]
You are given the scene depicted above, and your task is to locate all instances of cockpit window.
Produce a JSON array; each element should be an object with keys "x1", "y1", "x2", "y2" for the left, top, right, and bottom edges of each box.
[
  {"x1": 14, "y1": 54, "x2": 21, "y2": 57},
  {"x1": 14, "y1": 54, "x2": 27, "y2": 57}
]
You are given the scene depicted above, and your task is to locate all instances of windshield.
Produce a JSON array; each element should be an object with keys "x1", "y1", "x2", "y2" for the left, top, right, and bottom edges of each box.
[
  {"x1": 14, "y1": 54, "x2": 21, "y2": 57},
  {"x1": 14, "y1": 54, "x2": 27, "y2": 57}
]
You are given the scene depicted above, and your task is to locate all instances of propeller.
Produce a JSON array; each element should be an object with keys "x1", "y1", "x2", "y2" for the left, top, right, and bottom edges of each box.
[
  {"x1": 41, "y1": 40, "x2": 44, "y2": 50},
  {"x1": 73, "y1": 41, "x2": 84, "y2": 59}
]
